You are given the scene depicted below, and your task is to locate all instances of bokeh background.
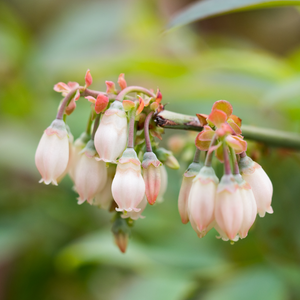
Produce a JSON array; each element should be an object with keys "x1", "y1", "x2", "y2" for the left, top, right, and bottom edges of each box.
[{"x1": 1, "y1": 0, "x2": 300, "y2": 299}]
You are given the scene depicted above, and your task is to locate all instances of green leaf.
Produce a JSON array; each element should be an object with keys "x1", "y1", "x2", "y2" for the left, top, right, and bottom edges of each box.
[{"x1": 167, "y1": 0, "x2": 300, "y2": 30}]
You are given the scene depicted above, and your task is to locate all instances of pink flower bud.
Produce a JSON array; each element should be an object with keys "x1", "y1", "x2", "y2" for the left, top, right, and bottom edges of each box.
[
  {"x1": 188, "y1": 166, "x2": 219, "y2": 236},
  {"x1": 142, "y1": 152, "x2": 162, "y2": 205},
  {"x1": 239, "y1": 155, "x2": 273, "y2": 217},
  {"x1": 94, "y1": 101, "x2": 127, "y2": 163},
  {"x1": 35, "y1": 119, "x2": 69, "y2": 185},
  {"x1": 234, "y1": 174, "x2": 257, "y2": 239},
  {"x1": 215, "y1": 175, "x2": 243, "y2": 240},
  {"x1": 74, "y1": 140, "x2": 107, "y2": 204},
  {"x1": 178, "y1": 162, "x2": 202, "y2": 224},
  {"x1": 112, "y1": 148, "x2": 145, "y2": 212}
]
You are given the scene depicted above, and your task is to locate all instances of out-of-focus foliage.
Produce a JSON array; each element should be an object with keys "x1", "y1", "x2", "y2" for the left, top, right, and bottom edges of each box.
[
  {"x1": 166, "y1": 0, "x2": 300, "y2": 30},
  {"x1": 1, "y1": 0, "x2": 300, "y2": 299}
]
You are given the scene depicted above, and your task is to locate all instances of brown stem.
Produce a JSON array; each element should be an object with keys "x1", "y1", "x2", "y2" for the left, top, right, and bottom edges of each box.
[
  {"x1": 56, "y1": 88, "x2": 78, "y2": 120},
  {"x1": 223, "y1": 143, "x2": 232, "y2": 175},
  {"x1": 144, "y1": 111, "x2": 154, "y2": 152},
  {"x1": 204, "y1": 135, "x2": 217, "y2": 167},
  {"x1": 229, "y1": 147, "x2": 239, "y2": 175},
  {"x1": 128, "y1": 111, "x2": 135, "y2": 148},
  {"x1": 193, "y1": 147, "x2": 201, "y2": 163},
  {"x1": 116, "y1": 86, "x2": 156, "y2": 101}
]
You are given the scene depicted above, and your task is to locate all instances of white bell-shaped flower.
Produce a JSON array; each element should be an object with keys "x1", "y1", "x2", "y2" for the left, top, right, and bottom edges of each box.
[
  {"x1": 112, "y1": 148, "x2": 145, "y2": 212},
  {"x1": 188, "y1": 166, "x2": 219, "y2": 237},
  {"x1": 91, "y1": 166, "x2": 115, "y2": 210},
  {"x1": 68, "y1": 132, "x2": 90, "y2": 182},
  {"x1": 156, "y1": 165, "x2": 168, "y2": 203},
  {"x1": 35, "y1": 119, "x2": 69, "y2": 185},
  {"x1": 239, "y1": 155, "x2": 273, "y2": 217},
  {"x1": 94, "y1": 101, "x2": 127, "y2": 163},
  {"x1": 178, "y1": 162, "x2": 202, "y2": 224},
  {"x1": 74, "y1": 140, "x2": 107, "y2": 204},
  {"x1": 234, "y1": 174, "x2": 257, "y2": 239},
  {"x1": 215, "y1": 175, "x2": 244, "y2": 241}
]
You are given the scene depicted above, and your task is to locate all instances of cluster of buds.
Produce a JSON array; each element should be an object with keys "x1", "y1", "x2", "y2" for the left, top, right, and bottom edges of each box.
[
  {"x1": 35, "y1": 70, "x2": 179, "y2": 252},
  {"x1": 178, "y1": 100, "x2": 273, "y2": 242}
]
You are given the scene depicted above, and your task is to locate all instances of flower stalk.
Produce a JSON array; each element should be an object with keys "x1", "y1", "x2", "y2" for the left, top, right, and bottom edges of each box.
[
  {"x1": 128, "y1": 110, "x2": 136, "y2": 148},
  {"x1": 116, "y1": 86, "x2": 156, "y2": 101},
  {"x1": 144, "y1": 112, "x2": 154, "y2": 152},
  {"x1": 56, "y1": 88, "x2": 78, "y2": 120}
]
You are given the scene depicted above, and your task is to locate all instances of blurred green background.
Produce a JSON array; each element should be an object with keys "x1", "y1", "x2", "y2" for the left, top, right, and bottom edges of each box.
[{"x1": 1, "y1": 0, "x2": 300, "y2": 299}]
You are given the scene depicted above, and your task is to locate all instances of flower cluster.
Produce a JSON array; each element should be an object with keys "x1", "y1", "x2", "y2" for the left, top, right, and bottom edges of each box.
[
  {"x1": 178, "y1": 100, "x2": 273, "y2": 242},
  {"x1": 35, "y1": 71, "x2": 273, "y2": 252},
  {"x1": 35, "y1": 70, "x2": 178, "y2": 252}
]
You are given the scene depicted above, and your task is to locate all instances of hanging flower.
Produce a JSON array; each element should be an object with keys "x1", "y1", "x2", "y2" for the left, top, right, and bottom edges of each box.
[
  {"x1": 68, "y1": 132, "x2": 90, "y2": 182},
  {"x1": 142, "y1": 152, "x2": 162, "y2": 205},
  {"x1": 188, "y1": 166, "x2": 219, "y2": 237},
  {"x1": 156, "y1": 165, "x2": 168, "y2": 203},
  {"x1": 112, "y1": 148, "x2": 145, "y2": 212},
  {"x1": 35, "y1": 119, "x2": 69, "y2": 185},
  {"x1": 239, "y1": 155, "x2": 273, "y2": 217},
  {"x1": 234, "y1": 174, "x2": 257, "y2": 238},
  {"x1": 178, "y1": 162, "x2": 202, "y2": 224},
  {"x1": 92, "y1": 173, "x2": 114, "y2": 210},
  {"x1": 214, "y1": 175, "x2": 244, "y2": 241},
  {"x1": 57, "y1": 125, "x2": 74, "y2": 183},
  {"x1": 74, "y1": 140, "x2": 107, "y2": 204},
  {"x1": 94, "y1": 101, "x2": 127, "y2": 163}
]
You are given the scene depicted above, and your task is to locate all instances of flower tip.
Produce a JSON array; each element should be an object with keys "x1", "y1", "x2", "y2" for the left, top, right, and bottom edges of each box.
[
  {"x1": 267, "y1": 206, "x2": 274, "y2": 214},
  {"x1": 114, "y1": 233, "x2": 128, "y2": 253},
  {"x1": 181, "y1": 217, "x2": 189, "y2": 225},
  {"x1": 77, "y1": 197, "x2": 86, "y2": 205}
]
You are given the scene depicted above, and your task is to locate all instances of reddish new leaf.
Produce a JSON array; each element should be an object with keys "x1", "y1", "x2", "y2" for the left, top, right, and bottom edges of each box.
[
  {"x1": 207, "y1": 109, "x2": 227, "y2": 128},
  {"x1": 85, "y1": 96, "x2": 96, "y2": 103},
  {"x1": 106, "y1": 81, "x2": 116, "y2": 94},
  {"x1": 195, "y1": 127, "x2": 215, "y2": 151},
  {"x1": 123, "y1": 100, "x2": 136, "y2": 111},
  {"x1": 155, "y1": 89, "x2": 162, "y2": 103},
  {"x1": 118, "y1": 73, "x2": 127, "y2": 90},
  {"x1": 226, "y1": 135, "x2": 247, "y2": 154},
  {"x1": 67, "y1": 82, "x2": 80, "y2": 89},
  {"x1": 85, "y1": 69, "x2": 93, "y2": 88},
  {"x1": 136, "y1": 96, "x2": 145, "y2": 115},
  {"x1": 229, "y1": 114, "x2": 242, "y2": 127},
  {"x1": 212, "y1": 100, "x2": 233, "y2": 118},
  {"x1": 54, "y1": 82, "x2": 69, "y2": 93},
  {"x1": 95, "y1": 94, "x2": 109, "y2": 113},
  {"x1": 227, "y1": 118, "x2": 242, "y2": 135}
]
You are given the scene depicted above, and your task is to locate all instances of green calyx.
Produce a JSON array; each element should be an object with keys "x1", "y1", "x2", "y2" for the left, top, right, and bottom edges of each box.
[{"x1": 184, "y1": 162, "x2": 203, "y2": 177}]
